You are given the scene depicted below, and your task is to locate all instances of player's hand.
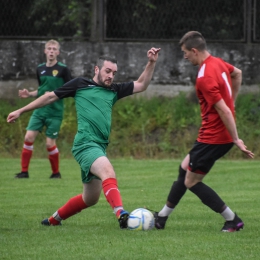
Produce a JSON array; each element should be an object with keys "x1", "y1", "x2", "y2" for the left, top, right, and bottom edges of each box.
[
  {"x1": 7, "y1": 110, "x2": 21, "y2": 123},
  {"x1": 234, "y1": 139, "x2": 254, "y2": 158},
  {"x1": 19, "y1": 89, "x2": 30, "y2": 98},
  {"x1": 147, "y1": 47, "x2": 161, "y2": 62}
]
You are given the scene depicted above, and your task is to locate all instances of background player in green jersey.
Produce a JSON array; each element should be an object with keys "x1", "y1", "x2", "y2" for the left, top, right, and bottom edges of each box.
[
  {"x1": 15, "y1": 39, "x2": 72, "y2": 179},
  {"x1": 7, "y1": 47, "x2": 160, "y2": 229}
]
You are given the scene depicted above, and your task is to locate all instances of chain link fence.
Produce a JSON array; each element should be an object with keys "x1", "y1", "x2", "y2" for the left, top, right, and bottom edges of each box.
[
  {"x1": 0, "y1": 0, "x2": 259, "y2": 42},
  {"x1": 105, "y1": 0, "x2": 246, "y2": 42},
  {"x1": 0, "y1": 0, "x2": 91, "y2": 39},
  {"x1": 254, "y1": 0, "x2": 260, "y2": 41}
]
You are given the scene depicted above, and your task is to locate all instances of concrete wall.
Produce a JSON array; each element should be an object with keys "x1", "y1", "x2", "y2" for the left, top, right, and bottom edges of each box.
[{"x1": 1, "y1": 40, "x2": 260, "y2": 99}]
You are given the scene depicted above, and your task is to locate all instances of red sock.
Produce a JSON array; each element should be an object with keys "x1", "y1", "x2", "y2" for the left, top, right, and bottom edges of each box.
[
  {"x1": 102, "y1": 178, "x2": 123, "y2": 214},
  {"x1": 56, "y1": 194, "x2": 88, "y2": 220},
  {"x1": 21, "y1": 141, "x2": 33, "y2": 172},
  {"x1": 47, "y1": 145, "x2": 59, "y2": 174},
  {"x1": 48, "y1": 216, "x2": 60, "y2": 225}
]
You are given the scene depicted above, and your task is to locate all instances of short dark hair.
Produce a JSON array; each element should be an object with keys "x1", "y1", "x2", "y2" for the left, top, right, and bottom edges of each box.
[
  {"x1": 179, "y1": 31, "x2": 206, "y2": 51},
  {"x1": 97, "y1": 56, "x2": 117, "y2": 69}
]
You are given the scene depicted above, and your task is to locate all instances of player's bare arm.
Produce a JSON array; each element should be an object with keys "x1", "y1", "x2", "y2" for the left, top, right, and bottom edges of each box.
[
  {"x1": 214, "y1": 99, "x2": 254, "y2": 158},
  {"x1": 230, "y1": 67, "x2": 242, "y2": 104},
  {"x1": 7, "y1": 91, "x2": 59, "y2": 123},
  {"x1": 19, "y1": 89, "x2": 38, "y2": 98},
  {"x1": 133, "y1": 47, "x2": 161, "y2": 93}
]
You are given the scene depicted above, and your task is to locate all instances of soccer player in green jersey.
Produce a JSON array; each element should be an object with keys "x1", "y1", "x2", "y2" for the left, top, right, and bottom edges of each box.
[
  {"x1": 15, "y1": 40, "x2": 72, "y2": 179},
  {"x1": 7, "y1": 47, "x2": 161, "y2": 229}
]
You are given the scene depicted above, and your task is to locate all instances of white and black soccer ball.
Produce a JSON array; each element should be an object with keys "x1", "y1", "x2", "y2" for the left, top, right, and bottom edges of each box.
[{"x1": 127, "y1": 208, "x2": 155, "y2": 231}]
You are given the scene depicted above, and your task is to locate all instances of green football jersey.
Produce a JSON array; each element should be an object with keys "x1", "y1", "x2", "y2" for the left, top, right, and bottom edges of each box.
[
  {"x1": 54, "y1": 77, "x2": 134, "y2": 144},
  {"x1": 33, "y1": 62, "x2": 72, "y2": 118}
]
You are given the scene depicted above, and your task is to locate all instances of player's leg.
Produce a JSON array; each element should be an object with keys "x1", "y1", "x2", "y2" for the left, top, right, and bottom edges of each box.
[
  {"x1": 43, "y1": 179, "x2": 102, "y2": 226},
  {"x1": 185, "y1": 169, "x2": 226, "y2": 213},
  {"x1": 186, "y1": 142, "x2": 243, "y2": 232},
  {"x1": 90, "y1": 156, "x2": 129, "y2": 228},
  {"x1": 42, "y1": 141, "x2": 129, "y2": 228},
  {"x1": 16, "y1": 115, "x2": 44, "y2": 178},
  {"x1": 187, "y1": 169, "x2": 243, "y2": 231},
  {"x1": 46, "y1": 137, "x2": 61, "y2": 178},
  {"x1": 74, "y1": 141, "x2": 129, "y2": 228},
  {"x1": 45, "y1": 118, "x2": 62, "y2": 178},
  {"x1": 154, "y1": 154, "x2": 189, "y2": 229},
  {"x1": 15, "y1": 130, "x2": 38, "y2": 178}
]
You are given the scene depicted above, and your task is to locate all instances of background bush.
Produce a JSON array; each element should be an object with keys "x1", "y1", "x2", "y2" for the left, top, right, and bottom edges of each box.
[{"x1": 1, "y1": 92, "x2": 260, "y2": 159}]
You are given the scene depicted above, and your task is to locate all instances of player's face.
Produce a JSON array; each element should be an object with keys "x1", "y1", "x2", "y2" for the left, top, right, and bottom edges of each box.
[
  {"x1": 95, "y1": 61, "x2": 117, "y2": 87},
  {"x1": 44, "y1": 44, "x2": 60, "y2": 62},
  {"x1": 181, "y1": 45, "x2": 199, "y2": 66}
]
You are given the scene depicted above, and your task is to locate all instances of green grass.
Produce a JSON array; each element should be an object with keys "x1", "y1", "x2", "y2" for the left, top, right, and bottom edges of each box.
[{"x1": 1, "y1": 158, "x2": 260, "y2": 260}]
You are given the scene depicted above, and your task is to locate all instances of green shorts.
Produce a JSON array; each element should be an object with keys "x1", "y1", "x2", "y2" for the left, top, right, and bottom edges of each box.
[
  {"x1": 72, "y1": 141, "x2": 107, "y2": 183},
  {"x1": 26, "y1": 114, "x2": 62, "y2": 139}
]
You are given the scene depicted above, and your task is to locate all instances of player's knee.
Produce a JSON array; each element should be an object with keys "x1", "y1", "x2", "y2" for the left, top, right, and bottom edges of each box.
[
  {"x1": 24, "y1": 130, "x2": 38, "y2": 142},
  {"x1": 46, "y1": 143, "x2": 55, "y2": 149},
  {"x1": 100, "y1": 171, "x2": 116, "y2": 181},
  {"x1": 24, "y1": 135, "x2": 35, "y2": 143},
  {"x1": 46, "y1": 139, "x2": 56, "y2": 149},
  {"x1": 184, "y1": 179, "x2": 190, "y2": 188},
  {"x1": 83, "y1": 195, "x2": 100, "y2": 206},
  {"x1": 184, "y1": 178, "x2": 198, "y2": 189}
]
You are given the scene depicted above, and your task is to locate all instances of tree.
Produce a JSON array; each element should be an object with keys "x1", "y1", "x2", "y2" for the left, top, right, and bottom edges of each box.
[{"x1": 28, "y1": 0, "x2": 91, "y2": 39}]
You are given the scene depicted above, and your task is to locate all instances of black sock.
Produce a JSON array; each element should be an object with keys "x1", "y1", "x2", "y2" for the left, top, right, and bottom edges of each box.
[
  {"x1": 167, "y1": 166, "x2": 187, "y2": 206},
  {"x1": 189, "y1": 182, "x2": 225, "y2": 213}
]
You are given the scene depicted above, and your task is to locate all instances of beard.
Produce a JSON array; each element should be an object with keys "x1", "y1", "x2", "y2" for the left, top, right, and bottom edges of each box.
[{"x1": 97, "y1": 72, "x2": 112, "y2": 87}]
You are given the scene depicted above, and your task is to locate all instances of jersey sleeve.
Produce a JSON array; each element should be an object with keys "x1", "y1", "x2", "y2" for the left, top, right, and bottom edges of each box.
[
  {"x1": 222, "y1": 59, "x2": 234, "y2": 74},
  {"x1": 36, "y1": 68, "x2": 41, "y2": 86},
  {"x1": 54, "y1": 77, "x2": 79, "y2": 99},
  {"x1": 62, "y1": 66, "x2": 73, "y2": 83},
  {"x1": 54, "y1": 77, "x2": 95, "y2": 99},
  {"x1": 112, "y1": 81, "x2": 134, "y2": 99}
]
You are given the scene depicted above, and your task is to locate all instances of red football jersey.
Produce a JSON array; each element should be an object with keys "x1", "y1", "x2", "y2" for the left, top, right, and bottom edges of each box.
[{"x1": 195, "y1": 55, "x2": 235, "y2": 144}]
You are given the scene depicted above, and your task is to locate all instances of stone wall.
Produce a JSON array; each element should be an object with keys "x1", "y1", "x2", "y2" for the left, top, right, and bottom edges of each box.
[{"x1": 1, "y1": 40, "x2": 260, "y2": 99}]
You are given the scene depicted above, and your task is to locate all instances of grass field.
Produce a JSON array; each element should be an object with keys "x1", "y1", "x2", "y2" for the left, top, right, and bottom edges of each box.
[{"x1": 1, "y1": 158, "x2": 260, "y2": 260}]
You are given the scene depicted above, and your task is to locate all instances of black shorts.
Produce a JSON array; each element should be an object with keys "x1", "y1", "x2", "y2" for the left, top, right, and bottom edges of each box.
[{"x1": 188, "y1": 141, "x2": 234, "y2": 174}]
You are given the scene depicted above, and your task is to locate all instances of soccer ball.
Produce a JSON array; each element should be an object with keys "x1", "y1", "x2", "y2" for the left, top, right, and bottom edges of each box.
[{"x1": 127, "y1": 208, "x2": 155, "y2": 231}]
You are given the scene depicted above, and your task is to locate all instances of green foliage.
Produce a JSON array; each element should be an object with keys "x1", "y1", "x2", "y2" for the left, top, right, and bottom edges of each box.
[
  {"x1": 1, "y1": 158, "x2": 260, "y2": 259},
  {"x1": 1, "y1": 92, "x2": 260, "y2": 159},
  {"x1": 110, "y1": 94, "x2": 200, "y2": 158},
  {"x1": 28, "y1": 0, "x2": 91, "y2": 39},
  {"x1": 233, "y1": 93, "x2": 260, "y2": 158},
  {"x1": 1, "y1": 99, "x2": 33, "y2": 157},
  {"x1": 0, "y1": 98, "x2": 76, "y2": 158}
]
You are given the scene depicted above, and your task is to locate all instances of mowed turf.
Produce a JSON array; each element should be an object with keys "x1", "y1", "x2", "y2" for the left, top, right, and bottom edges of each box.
[{"x1": 1, "y1": 158, "x2": 260, "y2": 260}]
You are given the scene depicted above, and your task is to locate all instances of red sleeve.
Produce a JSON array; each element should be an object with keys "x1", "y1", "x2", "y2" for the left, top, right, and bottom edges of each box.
[{"x1": 223, "y1": 60, "x2": 234, "y2": 74}]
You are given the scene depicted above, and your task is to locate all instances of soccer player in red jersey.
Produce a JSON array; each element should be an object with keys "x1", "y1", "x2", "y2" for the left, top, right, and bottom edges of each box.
[{"x1": 154, "y1": 31, "x2": 254, "y2": 232}]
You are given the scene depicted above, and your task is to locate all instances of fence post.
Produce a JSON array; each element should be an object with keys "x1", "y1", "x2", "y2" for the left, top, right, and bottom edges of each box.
[
  {"x1": 90, "y1": 0, "x2": 104, "y2": 42},
  {"x1": 246, "y1": 0, "x2": 252, "y2": 43}
]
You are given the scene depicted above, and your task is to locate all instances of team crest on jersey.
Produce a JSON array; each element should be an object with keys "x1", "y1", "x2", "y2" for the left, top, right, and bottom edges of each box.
[{"x1": 52, "y1": 70, "x2": 58, "y2": 76}]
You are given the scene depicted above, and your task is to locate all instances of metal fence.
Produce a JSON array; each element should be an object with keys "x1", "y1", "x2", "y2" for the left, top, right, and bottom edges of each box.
[
  {"x1": 0, "y1": 0, "x2": 259, "y2": 43},
  {"x1": 254, "y1": 0, "x2": 260, "y2": 41}
]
